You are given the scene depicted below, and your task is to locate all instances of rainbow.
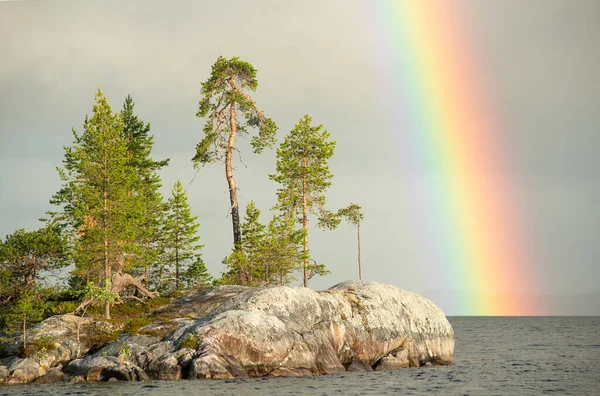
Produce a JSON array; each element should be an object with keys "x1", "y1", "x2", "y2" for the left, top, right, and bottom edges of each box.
[{"x1": 374, "y1": 1, "x2": 537, "y2": 315}]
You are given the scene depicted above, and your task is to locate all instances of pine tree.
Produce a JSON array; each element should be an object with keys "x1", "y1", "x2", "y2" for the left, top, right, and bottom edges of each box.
[
  {"x1": 182, "y1": 254, "x2": 213, "y2": 289},
  {"x1": 49, "y1": 88, "x2": 154, "y2": 319},
  {"x1": 220, "y1": 201, "x2": 266, "y2": 286},
  {"x1": 121, "y1": 95, "x2": 169, "y2": 284},
  {"x1": 240, "y1": 201, "x2": 266, "y2": 284},
  {"x1": 262, "y1": 214, "x2": 304, "y2": 286},
  {"x1": 269, "y1": 115, "x2": 339, "y2": 287},
  {"x1": 0, "y1": 226, "x2": 68, "y2": 334},
  {"x1": 337, "y1": 203, "x2": 364, "y2": 280},
  {"x1": 193, "y1": 56, "x2": 278, "y2": 248},
  {"x1": 162, "y1": 180, "x2": 202, "y2": 290}
]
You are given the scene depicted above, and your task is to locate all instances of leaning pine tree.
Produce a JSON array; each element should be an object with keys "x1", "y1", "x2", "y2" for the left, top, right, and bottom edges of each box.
[
  {"x1": 269, "y1": 115, "x2": 339, "y2": 287},
  {"x1": 193, "y1": 56, "x2": 277, "y2": 248},
  {"x1": 162, "y1": 180, "x2": 202, "y2": 290}
]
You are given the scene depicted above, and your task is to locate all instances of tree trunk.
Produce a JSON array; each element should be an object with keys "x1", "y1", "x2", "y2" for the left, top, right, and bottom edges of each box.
[
  {"x1": 226, "y1": 102, "x2": 242, "y2": 247},
  {"x1": 357, "y1": 219, "x2": 362, "y2": 281},
  {"x1": 175, "y1": 233, "x2": 179, "y2": 289},
  {"x1": 22, "y1": 313, "x2": 27, "y2": 352},
  {"x1": 103, "y1": 159, "x2": 111, "y2": 320},
  {"x1": 144, "y1": 241, "x2": 150, "y2": 286},
  {"x1": 302, "y1": 156, "x2": 309, "y2": 288},
  {"x1": 111, "y1": 272, "x2": 159, "y2": 298}
]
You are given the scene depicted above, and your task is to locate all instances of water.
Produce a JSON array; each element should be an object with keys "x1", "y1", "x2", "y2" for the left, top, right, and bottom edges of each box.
[{"x1": 2, "y1": 317, "x2": 599, "y2": 395}]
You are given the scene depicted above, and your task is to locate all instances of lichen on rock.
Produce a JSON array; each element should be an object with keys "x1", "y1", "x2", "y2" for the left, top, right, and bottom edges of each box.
[{"x1": 0, "y1": 281, "x2": 454, "y2": 384}]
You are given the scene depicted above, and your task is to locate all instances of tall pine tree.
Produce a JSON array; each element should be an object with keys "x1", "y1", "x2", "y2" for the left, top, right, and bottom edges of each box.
[
  {"x1": 121, "y1": 95, "x2": 169, "y2": 284},
  {"x1": 162, "y1": 180, "x2": 202, "y2": 290},
  {"x1": 269, "y1": 115, "x2": 339, "y2": 287},
  {"x1": 193, "y1": 56, "x2": 277, "y2": 248}
]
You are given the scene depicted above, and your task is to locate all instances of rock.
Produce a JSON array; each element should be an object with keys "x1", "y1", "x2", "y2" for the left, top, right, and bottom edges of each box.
[
  {"x1": 71, "y1": 375, "x2": 85, "y2": 383},
  {"x1": 33, "y1": 367, "x2": 65, "y2": 384},
  {"x1": 0, "y1": 364, "x2": 8, "y2": 383},
  {"x1": 0, "y1": 281, "x2": 454, "y2": 383},
  {"x1": 345, "y1": 358, "x2": 373, "y2": 372},
  {"x1": 99, "y1": 362, "x2": 149, "y2": 381},
  {"x1": 6, "y1": 358, "x2": 45, "y2": 384},
  {"x1": 177, "y1": 281, "x2": 453, "y2": 377},
  {"x1": 68, "y1": 356, "x2": 118, "y2": 380},
  {"x1": 67, "y1": 355, "x2": 148, "y2": 381},
  {"x1": 375, "y1": 349, "x2": 410, "y2": 370},
  {"x1": 146, "y1": 353, "x2": 181, "y2": 380}
]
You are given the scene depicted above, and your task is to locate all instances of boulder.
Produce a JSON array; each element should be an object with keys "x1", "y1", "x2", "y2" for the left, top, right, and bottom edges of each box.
[
  {"x1": 67, "y1": 355, "x2": 148, "y2": 381},
  {"x1": 0, "y1": 364, "x2": 8, "y2": 383},
  {"x1": 6, "y1": 358, "x2": 45, "y2": 384},
  {"x1": 33, "y1": 367, "x2": 65, "y2": 384},
  {"x1": 178, "y1": 281, "x2": 453, "y2": 378}
]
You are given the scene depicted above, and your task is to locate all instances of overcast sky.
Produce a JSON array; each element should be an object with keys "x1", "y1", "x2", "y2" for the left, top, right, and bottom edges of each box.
[{"x1": 1, "y1": 0, "x2": 598, "y2": 315}]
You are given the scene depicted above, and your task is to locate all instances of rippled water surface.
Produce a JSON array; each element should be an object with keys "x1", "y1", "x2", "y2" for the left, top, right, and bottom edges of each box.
[{"x1": 2, "y1": 317, "x2": 599, "y2": 395}]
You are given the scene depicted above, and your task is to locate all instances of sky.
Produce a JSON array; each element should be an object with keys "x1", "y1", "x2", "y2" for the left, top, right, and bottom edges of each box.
[{"x1": 1, "y1": 0, "x2": 599, "y2": 315}]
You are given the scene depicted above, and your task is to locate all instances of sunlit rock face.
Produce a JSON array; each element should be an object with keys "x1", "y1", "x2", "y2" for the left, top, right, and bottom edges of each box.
[
  {"x1": 182, "y1": 280, "x2": 454, "y2": 378},
  {"x1": 0, "y1": 281, "x2": 454, "y2": 383}
]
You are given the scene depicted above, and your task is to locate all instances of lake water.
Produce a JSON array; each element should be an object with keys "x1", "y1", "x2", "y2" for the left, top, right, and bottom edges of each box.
[{"x1": 2, "y1": 317, "x2": 599, "y2": 395}]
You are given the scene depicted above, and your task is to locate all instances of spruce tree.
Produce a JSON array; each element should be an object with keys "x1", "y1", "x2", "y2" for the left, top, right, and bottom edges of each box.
[
  {"x1": 163, "y1": 180, "x2": 202, "y2": 290},
  {"x1": 182, "y1": 254, "x2": 213, "y2": 289},
  {"x1": 269, "y1": 115, "x2": 339, "y2": 287},
  {"x1": 121, "y1": 95, "x2": 169, "y2": 283},
  {"x1": 337, "y1": 203, "x2": 364, "y2": 280},
  {"x1": 263, "y1": 214, "x2": 304, "y2": 286},
  {"x1": 193, "y1": 56, "x2": 278, "y2": 248},
  {"x1": 220, "y1": 201, "x2": 266, "y2": 286},
  {"x1": 49, "y1": 88, "x2": 148, "y2": 319}
]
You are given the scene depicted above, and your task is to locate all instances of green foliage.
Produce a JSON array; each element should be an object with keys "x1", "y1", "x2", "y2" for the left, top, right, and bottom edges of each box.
[
  {"x1": 160, "y1": 180, "x2": 203, "y2": 290},
  {"x1": 0, "y1": 287, "x2": 47, "y2": 335},
  {"x1": 120, "y1": 95, "x2": 169, "y2": 276},
  {"x1": 118, "y1": 341, "x2": 131, "y2": 360},
  {"x1": 0, "y1": 225, "x2": 69, "y2": 307},
  {"x1": 221, "y1": 201, "x2": 266, "y2": 286},
  {"x1": 83, "y1": 280, "x2": 120, "y2": 307},
  {"x1": 49, "y1": 88, "x2": 138, "y2": 290},
  {"x1": 35, "y1": 335, "x2": 57, "y2": 350},
  {"x1": 81, "y1": 329, "x2": 119, "y2": 351},
  {"x1": 179, "y1": 333, "x2": 199, "y2": 349},
  {"x1": 220, "y1": 203, "x2": 306, "y2": 286},
  {"x1": 262, "y1": 214, "x2": 305, "y2": 286},
  {"x1": 182, "y1": 255, "x2": 213, "y2": 289},
  {"x1": 269, "y1": 114, "x2": 338, "y2": 285},
  {"x1": 270, "y1": 115, "x2": 337, "y2": 220},
  {"x1": 193, "y1": 56, "x2": 278, "y2": 165},
  {"x1": 123, "y1": 317, "x2": 155, "y2": 334},
  {"x1": 337, "y1": 203, "x2": 363, "y2": 226}
]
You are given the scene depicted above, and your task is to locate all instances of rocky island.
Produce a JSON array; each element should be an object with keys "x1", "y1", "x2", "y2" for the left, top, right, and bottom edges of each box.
[{"x1": 0, "y1": 281, "x2": 454, "y2": 384}]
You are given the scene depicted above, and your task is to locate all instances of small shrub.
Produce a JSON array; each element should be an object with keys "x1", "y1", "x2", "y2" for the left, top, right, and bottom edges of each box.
[
  {"x1": 32, "y1": 347, "x2": 48, "y2": 363},
  {"x1": 123, "y1": 317, "x2": 154, "y2": 334},
  {"x1": 179, "y1": 333, "x2": 199, "y2": 349},
  {"x1": 117, "y1": 342, "x2": 131, "y2": 364},
  {"x1": 34, "y1": 335, "x2": 57, "y2": 350},
  {"x1": 81, "y1": 329, "x2": 119, "y2": 351}
]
